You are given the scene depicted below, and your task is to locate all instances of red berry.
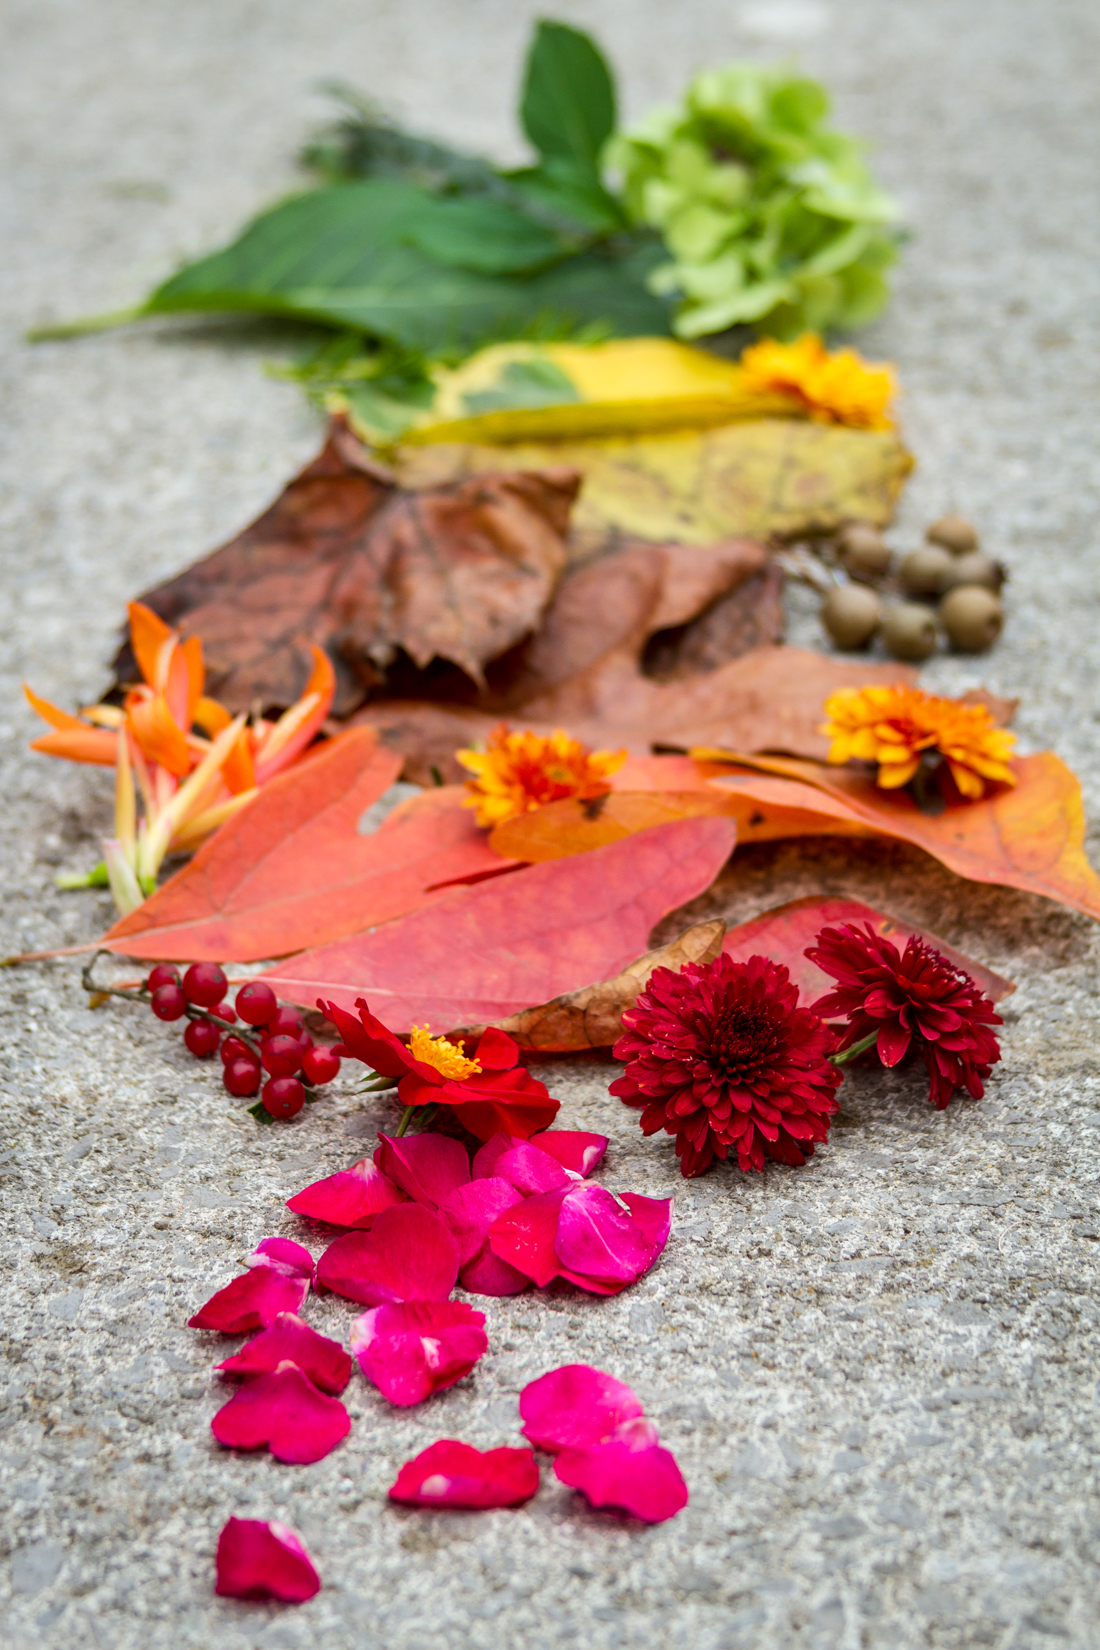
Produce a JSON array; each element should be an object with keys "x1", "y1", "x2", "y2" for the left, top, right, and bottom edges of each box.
[
  {"x1": 235, "y1": 981, "x2": 278, "y2": 1026},
  {"x1": 209, "y1": 1001, "x2": 238, "y2": 1025},
  {"x1": 302, "y1": 1045, "x2": 341, "y2": 1086},
  {"x1": 183, "y1": 1019, "x2": 221, "y2": 1059},
  {"x1": 182, "y1": 962, "x2": 228, "y2": 1008},
  {"x1": 268, "y1": 1005, "x2": 304, "y2": 1039},
  {"x1": 262, "y1": 1077, "x2": 304, "y2": 1120},
  {"x1": 151, "y1": 983, "x2": 187, "y2": 1022},
  {"x1": 224, "y1": 1058, "x2": 262, "y2": 1098},
  {"x1": 261, "y1": 1035, "x2": 303, "y2": 1079},
  {"x1": 146, "y1": 964, "x2": 180, "y2": 992},
  {"x1": 220, "y1": 1034, "x2": 254, "y2": 1066}
]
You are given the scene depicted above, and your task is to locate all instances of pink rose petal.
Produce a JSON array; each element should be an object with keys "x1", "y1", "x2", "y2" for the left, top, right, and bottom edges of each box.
[
  {"x1": 211, "y1": 1359, "x2": 351, "y2": 1464},
  {"x1": 351, "y1": 1300, "x2": 488, "y2": 1406},
  {"x1": 554, "y1": 1417, "x2": 688, "y2": 1523},
  {"x1": 188, "y1": 1239, "x2": 314, "y2": 1333},
  {"x1": 530, "y1": 1129, "x2": 609, "y2": 1177},
  {"x1": 519, "y1": 1363, "x2": 645, "y2": 1451},
  {"x1": 554, "y1": 1184, "x2": 652, "y2": 1286},
  {"x1": 374, "y1": 1132, "x2": 471, "y2": 1207},
  {"x1": 388, "y1": 1440, "x2": 539, "y2": 1508},
  {"x1": 440, "y1": 1178, "x2": 523, "y2": 1266},
  {"x1": 214, "y1": 1516, "x2": 320, "y2": 1602},
  {"x1": 470, "y1": 1132, "x2": 520, "y2": 1179},
  {"x1": 459, "y1": 1248, "x2": 531, "y2": 1297},
  {"x1": 490, "y1": 1141, "x2": 573, "y2": 1197},
  {"x1": 286, "y1": 1159, "x2": 406, "y2": 1229},
  {"x1": 620, "y1": 1193, "x2": 673, "y2": 1265},
  {"x1": 488, "y1": 1188, "x2": 568, "y2": 1288},
  {"x1": 315, "y1": 1203, "x2": 459, "y2": 1306},
  {"x1": 215, "y1": 1312, "x2": 352, "y2": 1394}
]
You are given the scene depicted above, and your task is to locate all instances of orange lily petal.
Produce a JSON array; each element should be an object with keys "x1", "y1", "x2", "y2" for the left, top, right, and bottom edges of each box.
[
  {"x1": 127, "y1": 694, "x2": 192, "y2": 778},
  {"x1": 222, "y1": 725, "x2": 257, "y2": 796},
  {"x1": 128, "y1": 602, "x2": 174, "y2": 689},
  {"x1": 31, "y1": 728, "x2": 118, "y2": 765},
  {"x1": 253, "y1": 647, "x2": 336, "y2": 785},
  {"x1": 24, "y1": 683, "x2": 86, "y2": 732},
  {"x1": 194, "y1": 696, "x2": 233, "y2": 737},
  {"x1": 181, "y1": 635, "x2": 205, "y2": 728}
]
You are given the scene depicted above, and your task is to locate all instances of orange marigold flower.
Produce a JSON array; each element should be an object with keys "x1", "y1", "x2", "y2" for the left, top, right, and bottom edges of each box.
[
  {"x1": 456, "y1": 724, "x2": 627, "y2": 829},
  {"x1": 822, "y1": 684, "x2": 1017, "y2": 800},
  {"x1": 739, "y1": 333, "x2": 897, "y2": 431}
]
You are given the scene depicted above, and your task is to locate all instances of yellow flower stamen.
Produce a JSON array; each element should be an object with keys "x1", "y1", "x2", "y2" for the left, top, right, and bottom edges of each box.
[
  {"x1": 456, "y1": 723, "x2": 628, "y2": 830},
  {"x1": 822, "y1": 685, "x2": 1017, "y2": 801},
  {"x1": 408, "y1": 1025, "x2": 482, "y2": 1080}
]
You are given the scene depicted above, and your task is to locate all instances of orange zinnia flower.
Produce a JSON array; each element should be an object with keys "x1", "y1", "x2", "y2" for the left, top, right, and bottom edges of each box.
[
  {"x1": 822, "y1": 684, "x2": 1016, "y2": 800},
  {"x1": 739, "y1": 334, "x2": 897, "y2": 431},
  {"x1": 456, "y1": 724, "x2": 627, "y2": 830},
  {"x1": 26, "y1": 602, "x2": 335, "y2": 912}
]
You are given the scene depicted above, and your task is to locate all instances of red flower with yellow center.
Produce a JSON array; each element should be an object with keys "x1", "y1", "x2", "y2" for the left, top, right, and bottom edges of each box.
[
  {"x1": 806, "y1": 923, "x2": 1002, "y2": 1109},
  {"x1": 456, "y1": 724, "x2": 627, "y2": 830},
  {"x1": 610, "y1": 953, "x2": 842, "y2": 1178}
]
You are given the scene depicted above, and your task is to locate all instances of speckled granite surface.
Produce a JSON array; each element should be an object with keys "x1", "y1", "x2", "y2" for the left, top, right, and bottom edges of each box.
[{"x1": 1, "y1": 2, "x2": 1099, "y2": 1646}]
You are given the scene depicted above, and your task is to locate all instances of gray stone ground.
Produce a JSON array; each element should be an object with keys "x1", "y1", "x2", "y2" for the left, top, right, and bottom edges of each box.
[{"x1": 2, "y1": 1, "x2": 1099, "y2": 1645}]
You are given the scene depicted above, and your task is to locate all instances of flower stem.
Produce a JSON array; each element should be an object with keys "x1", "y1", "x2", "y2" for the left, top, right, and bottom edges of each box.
[
  {"x1": 829, "y1": 1028, "x2": 881, "y2": 1067},
  {"x1": 394, "y1": 1105, "x2": 417, "y2": 1138}
]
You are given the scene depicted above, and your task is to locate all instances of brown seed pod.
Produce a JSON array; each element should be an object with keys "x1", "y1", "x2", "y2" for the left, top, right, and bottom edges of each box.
[
  {"x1": 927, "y1": 514, "x2": 979, "y2": 555},
  {"x1": 900, "y1": 545, "x2": 954, "y2": 598},
  {"x1": 838, "y1": 523, "x2": 892, "y2": 581},
  {"x1": 940, "y1": 586, "x2": 1004, "y2": 652},
  {"x1": 882, "y1": 602, "x2": 938, "y2": 662},
  {"x1": 938, "y1": 552, "x2": 1005, "y2": 594},
  {"x1": 821, "y1": 584, "x2": 882, "y2": 650}
]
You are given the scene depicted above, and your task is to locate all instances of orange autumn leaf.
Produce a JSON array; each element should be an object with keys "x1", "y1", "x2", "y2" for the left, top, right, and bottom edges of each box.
[
  {"x1": 488, "y1": 789, "x2": 745, "y2": 861},
  {"x1": 695, "y1": 748, "x2": 1100, "y2": 923},
  {"x1": 101, "y1": 728, "x2": 513, "y2": 962}
]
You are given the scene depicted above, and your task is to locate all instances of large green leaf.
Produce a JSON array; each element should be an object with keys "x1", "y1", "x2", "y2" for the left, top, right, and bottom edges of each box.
[
  {"x1": 406, "y1": 195, "x2": 569, "y2": 274},
  {"x1": 520, "y1": 20, "x2": 616, "y2": 181},
  {"x1": 140, "y1": 183, "x2": 669, "y2": 353}
]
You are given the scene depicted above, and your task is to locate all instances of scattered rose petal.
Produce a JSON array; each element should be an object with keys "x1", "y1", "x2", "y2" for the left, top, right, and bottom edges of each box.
[
  {"x1": 458, "y1": 1247, "x2": 532, "y2": 1297},
  {"x1": 530, "y1": 1128, "x2": 609, "y2": 1177},
  {"x1": 440, "y1": 1178, "x2": 524, "y2": 1266},
  {"x1": 388, "y1": 1440, "x2": 539, "y2": 1508},
  {"x1": 211, "y1": 1359, "x2": 350, "y2": 1464},
  {"x1": 486, "y1": 1140, "x2": 573, "y2": 1197},
  {"x1": 215, "y1": 1313, "x2": 352, "y2": 1394},
  {"x1": 554, "y1": 1416, "x2": 688, "y2": 1523},
  {"x1": 374, "y1": 1132, "x2": 470, "y2": 1207},
  {"x1": 519, "y1": 1364, "x2": 645, "y2": 1451},
  {"x1": 188, "y1": 1238, "x2": 314, "y2": 1333},
  {"x1": 315, "y1": 1203, "x2": 459, "y2": 1306},
  {"x1": 620, "y1": 1193, "x2": 673, "y2": 1264},
  {"x1": 286, "y1": 1157, "x2": 407, "y2": 1229},
  {"x1": 554, "y1": 1184, "x2": 652, "y2": 1287},
  {"x1": 214, "y1": 1516, "x2": 320, "y2": 1602},
  {"x1": 488, "y1": 1188, "x2": 567, "y2": 1289},
  {"x1": 351, "y1": 1300, "x2": 488, "y2": 1406}
]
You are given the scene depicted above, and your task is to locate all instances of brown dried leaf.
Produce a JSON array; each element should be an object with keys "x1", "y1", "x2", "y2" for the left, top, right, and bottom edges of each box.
[
  {"x1": 117, "y1": 418, "x2": 578, "y2": 716},
  {"x1": 466, "y1": 918, "x2": 727, "y2": 1051}
]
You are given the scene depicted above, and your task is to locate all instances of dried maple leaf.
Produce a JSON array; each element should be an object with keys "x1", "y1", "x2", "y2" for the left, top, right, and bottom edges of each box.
[
  {"x1": 117, "y1": 418, "x2": 578, "y2": 716},
  {"x1": 464, "y1": 918, "x2": 727, "y2": 1051}
]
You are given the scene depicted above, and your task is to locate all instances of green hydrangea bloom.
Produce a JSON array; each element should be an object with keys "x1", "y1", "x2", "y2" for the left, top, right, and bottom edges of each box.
[{"x1": 607, "y1": 62, "x2": 899, "y2": 340}]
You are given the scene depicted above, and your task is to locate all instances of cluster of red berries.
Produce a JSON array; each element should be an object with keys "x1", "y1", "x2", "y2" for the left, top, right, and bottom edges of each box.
[{"x1": 144, "y1": 962, "x2": 341, "y2": 1121}]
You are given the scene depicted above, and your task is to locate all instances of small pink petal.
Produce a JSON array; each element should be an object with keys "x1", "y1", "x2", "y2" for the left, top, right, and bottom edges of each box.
[
  {"x1": 351, "y1": 1300, "x2": 487, "y2": 1406},
  {"x1": 286, "y1": 1159, "x2": 407, "y2": 1229},
  {"x1": 315, "y1": 1204, "x2": 459, "y2": 1306},
  {"x1": 620, "y1": 1193, "x2": 673, "y2": 1265},
  {"x1": 188, "y1": 1267, "x2": 309, "y2": 1334},
  {"x1": 459, "y1": 1248, "x2": 531, "y2": 1297},
  {"x1": 472, "y1": 1028, "x2": 521, "y2": 1071},
  {"x1": 374, "y1": 1132, "x2": 471, "y2": 1207},
  {"x1": 440, "y1": 1177, "x2": 524, "y2": 1266},
  {"x1": 519, "y1": 1364, "x2": 644, "y2": 1451},
  {"x1": 530, "y1": 1129, "x2": 609, "y2": 1177},
  {"x1": 490, "y1": 1141, "x2": 572, "y2": 1197},
  {"x1": 215, "y1": 1313, "x2": 352, "y2": 1394},
  {"x1": 488, "y1": 1188, "x2": 568, "y2": 1288},
  {"x1": 554, "y1": 1418, "x2": 688, "y2": 1523},
  {"x1": 554, "y1": 1184, "x2": 652, "y2": 1286},
  {"x1": 214, "y1": 1517, "x2": 320, "y2": 1602},
  {"x1": 249, "y1": 1237, "x2": 315, "y2": 1280},
  {"x1": 388, "y1": 1440, "x2": 538, "y2": 1508},
  {"x1": 211, "y1": 1360, "x2": 350, "y2": 1464},
  {"x1": 471, "y1": 1132, "x2": 521, "y2": 1179}
]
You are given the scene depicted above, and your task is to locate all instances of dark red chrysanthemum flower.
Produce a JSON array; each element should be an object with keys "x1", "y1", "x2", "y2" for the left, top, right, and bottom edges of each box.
[
  {"x1": 805, "y1": 922, "x2": 1002, "y2": 1109},
  {"x1": 609, "y1": 954, "x2": 842, "y2": 1178}
]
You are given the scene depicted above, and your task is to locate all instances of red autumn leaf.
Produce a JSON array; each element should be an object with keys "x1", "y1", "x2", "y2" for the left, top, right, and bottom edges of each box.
[
  {"x1": 705, "y1": 750, "x2": 1100, "y2": 924},
  {"x1": 719, "y1": 894, "x2": 1016, "y2": 1005},
  {"x1": 119, "y1": 418, "x2": 579, "y2": 715},
  {"x1": 101, "y1": 729, "x2": 510, "y2": 962},
  {"x1": 259, "y1": 815, "x2": 738, "y2": 1027}
]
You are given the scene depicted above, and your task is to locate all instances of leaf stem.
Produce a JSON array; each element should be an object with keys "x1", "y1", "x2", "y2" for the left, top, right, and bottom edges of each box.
[{"x1": 26, "y1": 306, "x2": 145, "y2": 342}]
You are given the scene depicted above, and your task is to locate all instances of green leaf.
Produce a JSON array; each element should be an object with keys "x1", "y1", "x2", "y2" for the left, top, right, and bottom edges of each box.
[
  {"x1": 407, "y1": 195, "x2": 569, "y2": 274},
  {"x1": 520, "y1": 20, "x2": 617, "y2": 181}
]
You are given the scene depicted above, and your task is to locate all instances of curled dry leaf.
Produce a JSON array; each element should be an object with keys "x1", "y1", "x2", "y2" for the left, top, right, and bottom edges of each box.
[
  {"x1": 119, "y1": 418, "x2": 578, "y2": 716},
  {"x1": 465, "y1": 918, "x2": 727, "y2": 1052}
]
